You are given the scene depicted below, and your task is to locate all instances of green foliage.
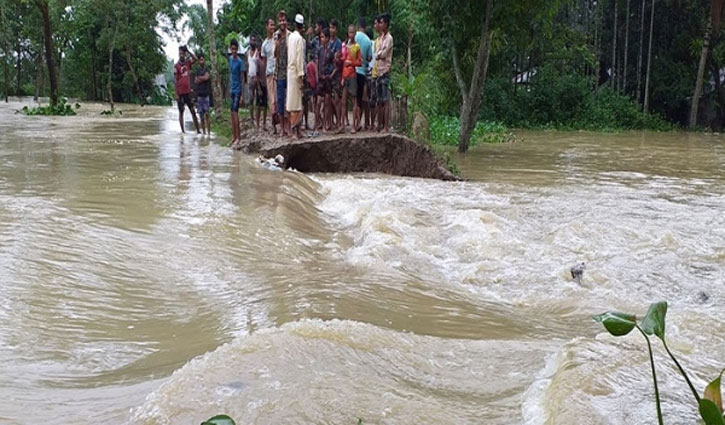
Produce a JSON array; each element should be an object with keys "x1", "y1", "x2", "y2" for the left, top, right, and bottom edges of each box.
[
  {"x1": 482, "y1": 66, "x2": 675, "y2": 131},
  {"x1": 149, "y1": 85, "x2": 173, "y2": 106},
  {"x1": 640, "y1": 301, "x2": 668, "y2": 340},
  {"x1": 593, "y1": 311, "x2": 637, "y2": 336},
  {"x1": 21, "y1": 98, "x2": 77, "y2": 116},
  {"x1": 201, "y1": 415, "x2": 235, "y2": 425},
  {"x1": 595, "y1": 301, "x2": 725, "y2": 425},
  {"x1": 429, "y1": 116, "x2": 512, "y2": 146}
]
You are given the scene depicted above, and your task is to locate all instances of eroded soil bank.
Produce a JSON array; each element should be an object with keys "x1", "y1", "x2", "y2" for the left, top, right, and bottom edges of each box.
[{"x1": 237, "y1": 130, "x2": 461, "y2": 181}]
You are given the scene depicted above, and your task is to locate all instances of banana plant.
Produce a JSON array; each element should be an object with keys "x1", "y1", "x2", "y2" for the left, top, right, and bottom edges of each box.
[{"x1": 595, "y1": 301, "x2": 724, "y2": 424}]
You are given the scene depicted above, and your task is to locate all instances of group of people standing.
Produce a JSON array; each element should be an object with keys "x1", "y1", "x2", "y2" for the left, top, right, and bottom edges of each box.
[{"x1": 173, "y1": 10, "x2": 393, "y2": 146}]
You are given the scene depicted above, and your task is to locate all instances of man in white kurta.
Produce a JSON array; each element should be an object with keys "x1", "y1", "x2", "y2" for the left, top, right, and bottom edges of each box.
[{"x1": 287, "y1": 14, "x2": 306, "y2": 138}]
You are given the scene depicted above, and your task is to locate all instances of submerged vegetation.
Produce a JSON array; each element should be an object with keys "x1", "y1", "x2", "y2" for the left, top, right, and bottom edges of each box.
[
  {"x1": 20, "y1": 98, "x2": 77, "y2": 116},
  {"x1": 595, "y1": 302, "x2": 725, "y2": 425}
]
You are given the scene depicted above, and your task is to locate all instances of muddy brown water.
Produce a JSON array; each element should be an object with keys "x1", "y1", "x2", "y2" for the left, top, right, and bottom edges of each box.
[{"x1": 0, "y1": 100, "x2": 723, "y2": 424}]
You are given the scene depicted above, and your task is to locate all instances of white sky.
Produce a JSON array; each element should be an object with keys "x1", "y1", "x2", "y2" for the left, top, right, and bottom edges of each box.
[{"x1": 159, "y1": 0, "x2": 227, "y2": 61}]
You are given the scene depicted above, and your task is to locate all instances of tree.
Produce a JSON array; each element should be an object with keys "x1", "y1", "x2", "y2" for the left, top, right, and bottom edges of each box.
[
  {"x1": 452, "y1": 0, "x2": 494, "y2": 153},
  {"x1": 636, "y1": 0, "x2": 645, "y2": 101},
  {"x1": 34, "y1": 0, "x2": 59, "y2": 106},
  {"x1": 0, "y1": 1, "x2": 10, "y2": 102},
  {"x1": 643, "y1": 0, "x2": 655, "y2": 114},
  {"x1": 612, "y1": 0, "x2": 618, "y2": 88},
  {"x1": 206, "y1": 0, "x2": 225, "y2": 117},
  {"x1": 622, "y1": 0, "x2": 630, "y2": 93},
  {"x1": 689, "y1": 0, "x2": 723, "y2": 128}
]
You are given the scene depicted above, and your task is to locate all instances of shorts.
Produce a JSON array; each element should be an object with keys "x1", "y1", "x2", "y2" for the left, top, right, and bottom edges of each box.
[
  {"x1": 316, "y1": 77, "x2": 331, "y2": 97},
  {"x1": 177, "y1": 94, "x2": 194, "y2": 112},
  {"x1": 276, "y1": 79, "x2": 287, "y2": 116},
  {"x1": 356, "y1": 73, "x2": 367, "y2": 107},
  {"x1": 343, "y1": 77, "x2": 357, "y2": 97},
  {"x1": 369, "y1": 77, "x2": 378, "y2": 109},
  {"x1": 196, "y1": 95, "x2": 210, "y2": 114},
  {"x1": 250, "y1": 77, "x2": 268, "y2": 108},
  {"x1": 230, "y1": 92, "x2": 241, "y2": 112},
  {"x1": 331, "y1": 78, "x2": 342, "y2": 98},
  {"x1": 377, "y1": 73, "x2": 391, "y2": 104},
  {"x1": 266, "y1": 76, "x2": 277, "y2": 113},
  {"x1": 303, "y1": 87, "x2": 313, "y2": 104}
]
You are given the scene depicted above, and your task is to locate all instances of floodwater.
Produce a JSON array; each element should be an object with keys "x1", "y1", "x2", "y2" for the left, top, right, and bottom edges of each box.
[{"x1": 0, "y1": 99, "x2": 723, "y2": 425}]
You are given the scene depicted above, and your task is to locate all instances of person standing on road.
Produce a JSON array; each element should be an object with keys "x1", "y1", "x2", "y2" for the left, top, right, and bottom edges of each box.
[
  {"x1": 193, "y1": 53, "x2": 211, "y2": 135},
  {"x1": 287, "y1": 14, "x2": 307, "y2": 139},
  {"x1": 261, "y1": 18, "x2": 276, "y2": 133},
  {"x1": 174, "y1": 45, "x2": 201, "y2": 134}
]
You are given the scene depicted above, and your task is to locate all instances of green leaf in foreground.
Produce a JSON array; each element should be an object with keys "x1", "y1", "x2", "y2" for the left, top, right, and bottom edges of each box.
[
  {"x1": 593, "y1": 311, "x2": 637, "y2": 336},
  {"x1": 699, "y1": 399, "x2": 725, "y2": 425},
  {"x1": 640, "y1": 301, "x2": 668, "y2": 340},
  {"x1": 201, "y1": 415, "x2": 236, "y2": 425},
  {"x1": 704, "y1": 369, "x2": 725, "y2": 414}
]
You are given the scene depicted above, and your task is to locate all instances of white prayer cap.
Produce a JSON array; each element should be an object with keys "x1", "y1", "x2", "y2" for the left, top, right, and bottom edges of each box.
[{"x1": 295, "y1": 14, "x2": 304, "y2": 25}]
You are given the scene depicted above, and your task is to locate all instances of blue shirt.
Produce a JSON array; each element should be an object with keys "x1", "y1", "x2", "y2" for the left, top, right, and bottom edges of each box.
[
  {"x1": 355, "y1": 31, "x2": 372, "y2": 75},
  {"x1": 229, "y1": 55, "x2": 244, "y2": 94},
  {"x1": 330, "y1": 38, "x2": 342, "y2": 55}
]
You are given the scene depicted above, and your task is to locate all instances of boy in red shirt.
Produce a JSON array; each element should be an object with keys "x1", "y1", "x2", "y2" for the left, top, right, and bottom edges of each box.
[{"x1": 174, "y1": 46, "x2": 201, "y2": 134}]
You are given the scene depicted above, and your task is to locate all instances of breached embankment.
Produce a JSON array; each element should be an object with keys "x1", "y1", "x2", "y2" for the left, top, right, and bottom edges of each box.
[{"x1": 237, "y1": 130, "x2": 461, "y2": 181}]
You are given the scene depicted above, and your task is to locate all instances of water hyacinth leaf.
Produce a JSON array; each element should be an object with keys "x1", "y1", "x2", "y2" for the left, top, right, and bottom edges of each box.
[
  {"x1": 704, "y1": 369, "x2": 725, "y2": 414},
  {"x1": 201, "y1": 415, "x2": 236, "y2": 425},
  {"x1": 593, "y1": 312, "x2": 637, "y2": 336},
  {"x1": 699, "y1": 399, "x2": 725, "y2": 425},
  {"x1": 641, "y1": 301, "x2": 668, "y2": 340}
]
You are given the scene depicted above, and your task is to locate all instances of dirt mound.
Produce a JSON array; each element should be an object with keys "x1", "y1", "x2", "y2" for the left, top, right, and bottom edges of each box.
[{"x1": 238, "y1": 131, "x2": 461, "y2": 181}]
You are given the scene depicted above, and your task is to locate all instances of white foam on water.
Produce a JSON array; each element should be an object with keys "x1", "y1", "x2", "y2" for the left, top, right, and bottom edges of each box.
[
  {"x1": 129, "y1": 319, "x2": 558, "y2": 425},
  {"x1": 313, "y1": 173, "x2": 725, "y2": 310}
]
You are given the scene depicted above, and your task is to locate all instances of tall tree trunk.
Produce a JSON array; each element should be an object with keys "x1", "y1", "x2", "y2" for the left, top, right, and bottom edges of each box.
[
  {"x1": 89, "y1": 30, "x2": 98, "y2": 101},
  {"x1": 453, "y1": 0, "x2": 494, "y2": 153},
  {"x1": 206, "y1": 0, "x2": 224, "y2": 117},
  {"x1": 1, "y1": 8, "x2": 8, "y2": 102},
  {"x1": 125, "y1": 48, "x2": 144, "y2": 104},
  {"x1": 710, "y1": 57, "x2": 724, "y2": 127},
  {"x1": 407, "y1": 23, "x2": 413, "y2": 80},
  {"x1": 34, "y1": 54, "x2": 41, "y2": 101},
  {"x1": 636, "y1": 0, "x2": 645, "y2": 101},
  {"x1": 36, "y1": 0, "x2": 58, "y2": 106},
  {"x1": 611, "y1": 0, "x2": 618, "y2": 88},
  {"x1": 689, "y1": 15, "x2": 712, "y2": 129},
  {"x1": 623, "y1": 0, "x2": 630, "y2": 93},
  {"x1": 3, "y1": 58, "x2": 8, "y2": 102},
  {"x1": 107, "y1": 25, "x2": 118, "y2": 112},
  {"x1": 643, "y1": 0, "x2": 655, "y2": 114},
  {"x1": 16, "y1": 46, "x2": 22, "y2": 96}
]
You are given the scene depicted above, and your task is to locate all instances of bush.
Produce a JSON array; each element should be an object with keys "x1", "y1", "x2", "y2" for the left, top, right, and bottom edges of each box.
[
  {"x1": 429, "y1": 115, "x2": 512, "y2": 146},
  {"x1": 480, "y1": 65, "x2": 674, "y2": 131},
  {"x1": 149, "y1": 85, "x2": 174, "y2": 106}
]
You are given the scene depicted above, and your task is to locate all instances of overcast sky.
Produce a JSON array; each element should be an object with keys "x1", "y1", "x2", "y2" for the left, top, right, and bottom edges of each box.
[{"x1": 159, "y1": 0, "x2": 227, "y2": 60}]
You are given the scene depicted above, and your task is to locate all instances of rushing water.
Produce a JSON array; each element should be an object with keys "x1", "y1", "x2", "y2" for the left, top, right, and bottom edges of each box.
[{"x1": 0, "y1": 99, "x2": 723, "y2": 424}]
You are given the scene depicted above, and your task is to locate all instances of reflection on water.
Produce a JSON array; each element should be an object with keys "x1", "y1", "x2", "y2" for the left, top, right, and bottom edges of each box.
[{"x1": 0, "y1": 99, "x2": 723, "y2": 424}]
